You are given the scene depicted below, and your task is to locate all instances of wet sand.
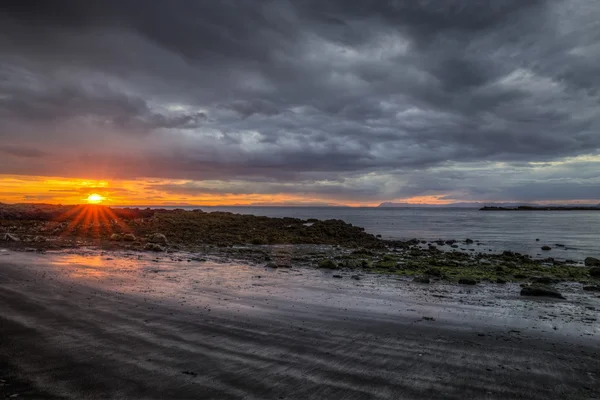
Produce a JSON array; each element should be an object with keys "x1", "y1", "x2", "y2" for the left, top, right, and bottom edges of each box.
[{"x1": 1, "y1": 249, "x2": 599, "y2": 399}]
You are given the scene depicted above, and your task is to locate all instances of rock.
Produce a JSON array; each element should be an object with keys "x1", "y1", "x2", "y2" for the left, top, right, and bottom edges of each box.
[
  {"x1": 351, "y1": 275, "x2": 361, "y2": 280},
  {"x1": 584, "y1": 257, "x2": 600, "y2": 267},
  {"x1": 123, "y1": 233, "x2": 136, "y2": 242},
  {"x1": 148, "y1": 233, "x2": 168, "y2": 244},
  {"x1": 144, "y1": 243, "x2": 165, "y2": 252},
  {"x1": 332, "y1": 274, "x2": 343, "y2": 278},
  {"x1": 520, "y1": 285, "x2": 564, "y2": 299},
  {"x1": 110, "y1": 233, "x2": 122, "y2": 241},
  {"x1": 465, "y1": 238, "x2": 474, "y2": 244},
  {"x1": 451, "y1": 244, "x2": 459, "y2": 248},
  {"x1": 458, "y1": 277, "x2": 477, "y2": 285},
  {"x1": 541, "y1": 246, "x2": 551, "y2": 251},
  {"x1": 413, "y1": 276, "x2": 430, "y2": 284},
  {"x1": 445, "y1": 240, "x2": 456, "y2": 245},
  {"x1": 535, "y1": 238, "x2": 540, "y2": 241},
  {"x1": 583, "y1": 286, "x2": 600, "y2": 292},
  {"x1": 318, "y1": 259, "x2": 338, "y2": 269},
  {"x1": 555, "y1": 244, "x2": 565, "y2": 247},
  {"x1": 2, "y1": 233, "x2": 20, "y2": 242},
  {"x1": 495, "y1": 278, "x2": 507, "y2": 284},
  {"x1": 589, "y1": 267, "x2": 600, "y2": 277}
]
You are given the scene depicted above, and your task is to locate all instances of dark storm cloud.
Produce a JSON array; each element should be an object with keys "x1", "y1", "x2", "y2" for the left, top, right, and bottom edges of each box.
[{"x1": 1, "y1": 0, "x2": 600, "y2": 202}]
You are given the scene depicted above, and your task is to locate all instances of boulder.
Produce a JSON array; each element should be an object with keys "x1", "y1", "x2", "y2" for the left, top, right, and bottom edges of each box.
[
  {"x1": 520, "y1": 285, "x2": 564, "y2": 299},
  {"x1": 2, "y1": 233, "x2": 20, "y2": 242},
  {"x1": 541, "y1": 246, "x2": 551, "y2": 251},
  {"x1": 144, "y1": 243, "x2": 165, "y2": 252},
  {"x1": 148, "y1": 233, "x2": 168, "y2": 244},
  {"x1": 589, "y1": 267, "x2": 600, "y2": 278},
  {"x1": 123, "y1": 233, "x2": 136, "y2": 242},
  {"x1": 465, "y1": 238, "x2": 474, "y2": 244},
  {"x1": 110, "y1": 233, "x2": 122, "y2": 241},
  {"x1": 584, "y1": 257, "x2": 600, "y2": 267},
  {"x1": 351, "y1": 275, "x2": 361, "y2": 280}
]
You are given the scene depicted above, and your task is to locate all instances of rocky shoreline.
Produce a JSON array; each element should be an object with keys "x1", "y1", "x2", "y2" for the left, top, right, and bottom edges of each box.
[{"x1": 1, "y1": 203, "x2": 599, "y2": 297}]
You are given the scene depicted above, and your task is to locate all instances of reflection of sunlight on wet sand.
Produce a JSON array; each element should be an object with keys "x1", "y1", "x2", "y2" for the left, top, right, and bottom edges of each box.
[{"x1": 50, "y1": 254, "x2": 142, "y2": 279}]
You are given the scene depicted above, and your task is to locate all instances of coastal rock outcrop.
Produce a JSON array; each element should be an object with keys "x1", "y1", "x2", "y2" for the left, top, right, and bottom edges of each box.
[{"x1": 584, "y1": 257, "x2": 600, "y2": 267}]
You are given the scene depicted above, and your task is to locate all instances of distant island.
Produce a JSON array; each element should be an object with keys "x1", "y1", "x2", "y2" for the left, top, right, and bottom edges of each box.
[
  {"x1": 378, "y1": 202, "x2": 600, "y2": 210},
  {"x1": 481, "y1": 205, "x2": 600, "y2": 211}
]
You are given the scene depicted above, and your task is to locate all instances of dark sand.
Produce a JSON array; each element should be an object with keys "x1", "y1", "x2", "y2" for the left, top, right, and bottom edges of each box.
[{"x1": 1, "y1": 249, "x2": 599, "y2": 399}]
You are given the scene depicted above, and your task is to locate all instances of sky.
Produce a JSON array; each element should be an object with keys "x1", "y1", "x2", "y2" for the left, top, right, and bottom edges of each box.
[{"x1": 1, "y1": 0, "x2": 599, "y2": 206}]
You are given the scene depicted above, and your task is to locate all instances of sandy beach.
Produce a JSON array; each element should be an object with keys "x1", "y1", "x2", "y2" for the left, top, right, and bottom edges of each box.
[{"x1": 1, "y1": 249, "x2": 599, "y2": 399}]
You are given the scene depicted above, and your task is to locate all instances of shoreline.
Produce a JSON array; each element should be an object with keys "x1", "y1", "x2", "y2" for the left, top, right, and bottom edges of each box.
[{"x1": 1, "y1": 204, "x2": 600, "y2": 289}]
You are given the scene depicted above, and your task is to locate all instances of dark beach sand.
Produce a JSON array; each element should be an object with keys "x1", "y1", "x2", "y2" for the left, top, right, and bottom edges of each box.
[{"x1": 1, "y1": 250, "x2": 599, "y2": 399}]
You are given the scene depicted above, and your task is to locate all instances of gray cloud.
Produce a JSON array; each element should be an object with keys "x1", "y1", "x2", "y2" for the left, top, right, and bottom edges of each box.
[{"x1": 1, "y1": 0, "x2": 600, "y2": 203}]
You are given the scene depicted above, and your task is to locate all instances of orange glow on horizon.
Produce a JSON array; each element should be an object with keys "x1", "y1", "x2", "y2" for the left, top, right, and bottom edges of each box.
[{"x1": 2, "y1": 173, "x2": 596, "y2": 207}]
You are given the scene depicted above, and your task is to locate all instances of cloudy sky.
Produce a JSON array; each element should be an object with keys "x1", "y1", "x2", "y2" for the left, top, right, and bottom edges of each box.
[{"x1": 1, "y1": 0, "x2": 599, "y2": 206}]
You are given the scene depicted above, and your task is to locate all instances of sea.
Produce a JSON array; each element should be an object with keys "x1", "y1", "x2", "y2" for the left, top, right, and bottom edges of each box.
[{"x1": 141, "y1": 206, "x2": 600, "y2": 262}]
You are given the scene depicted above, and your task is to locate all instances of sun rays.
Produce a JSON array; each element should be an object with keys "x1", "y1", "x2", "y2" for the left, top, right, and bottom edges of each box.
[{"x1": 56, "y1": 204, "x2": 131, "y2": 241}]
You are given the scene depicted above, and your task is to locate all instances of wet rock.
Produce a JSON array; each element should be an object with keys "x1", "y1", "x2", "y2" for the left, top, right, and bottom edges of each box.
[
  {"x1": 445, "y1": 240, "x2": 456, "y2": 245},
  {"x1": 583, "y1": 286, "x2": 600, "y2": 292},
  {"x1": 535, "y1": 238, "x2": 540, "y2": 241},
  {"x1": 541, "y1": 246, "x2": 552, "y2": 251},
  {"x1": 520, "y1": 285, "x2": 564, "y2": 299},
  {"x1": 451, "y1": 244, "x2": 459, "y2": 248},
  {"x1": 589, "y1": 267, "x2": 600, "y2": 277},
  {"x1": 123, "y1": 233, "x2": 136, "y2": 241},
  {"x1": 110, "y1": 233, "x2": 122, "y2": 241},
  {"x1": 465, "y1": 238, "x2": 474, "y2": 244},
  {"x1": 332, "y1": 274, "x2": 343, "y2": 278},
  {"x1": 555, "y1": 244, "x2": 565, "y2": 247},
  {"x1": 584, "y1": 257, "x2": 600, "y2": 267},
  {"x1": 351, "y1": 275, "x2": 361, "y2": 280},
  {"x1": 318, "y1": 259, "x2": 338, "y2": 269},
  {"x1": 495, "y1": 278, "x2": 507, "y2": 284},
  {"x1": 2, "y1": 233, "x2": 20, "y2": 242},
  {"x1": 144, "y1": 243, "x2": 165, "y2": 252},
  {"x1": 148, "y1": 233, "x2": 168, "y2": 245},
  {"x1": 458, "y1": 277, "x2": 477, "y2": 285},
  {"x1": 413, "y1": 276, "x2": 430, "y2": 284}
]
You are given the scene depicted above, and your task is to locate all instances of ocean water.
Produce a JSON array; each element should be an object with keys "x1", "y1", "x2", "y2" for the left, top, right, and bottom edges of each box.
[{"x1": 155, "y1": 206, "x2": 600, "y2": 262}]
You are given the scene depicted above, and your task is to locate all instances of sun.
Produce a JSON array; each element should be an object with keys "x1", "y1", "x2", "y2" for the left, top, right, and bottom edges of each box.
[{"x1": 86, "y1": 193, "x2": 105, "y2": 204}]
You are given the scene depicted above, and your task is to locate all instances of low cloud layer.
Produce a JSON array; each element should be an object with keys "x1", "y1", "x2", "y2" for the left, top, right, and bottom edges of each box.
[{"x1": 1, "y1": 0, "x2": 599, "y2": 204}]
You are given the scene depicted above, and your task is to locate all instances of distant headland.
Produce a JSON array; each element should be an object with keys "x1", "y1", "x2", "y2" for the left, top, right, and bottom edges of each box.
[{"x1": 480, "y1": 205, "x2": 600, "y2": 211}]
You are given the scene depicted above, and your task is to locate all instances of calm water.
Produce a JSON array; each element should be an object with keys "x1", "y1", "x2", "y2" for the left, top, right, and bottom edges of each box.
[{"x1": 158, "y1": 207, "x2": 600, "y2": 262}]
